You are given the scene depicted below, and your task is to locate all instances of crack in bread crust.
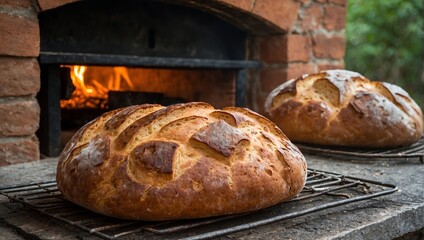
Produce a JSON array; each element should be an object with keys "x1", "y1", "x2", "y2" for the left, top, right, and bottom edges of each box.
[{"x1": 57, "y1": 102, "x2": 307, "y2": 221}]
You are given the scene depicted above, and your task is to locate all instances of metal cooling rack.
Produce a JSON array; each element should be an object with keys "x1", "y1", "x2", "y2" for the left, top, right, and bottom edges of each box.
[
  {"x1": 0, "y1": 169, "x2": 397, "y2": 240},
  {"x1": 296, "y1": 137, "x2": 424, "y2": 163}
]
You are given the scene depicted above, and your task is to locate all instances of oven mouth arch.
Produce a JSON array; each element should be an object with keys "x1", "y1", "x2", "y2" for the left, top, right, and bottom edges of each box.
[{"x1": 38, "y1": 0, "x2": 279, "y2": 60}]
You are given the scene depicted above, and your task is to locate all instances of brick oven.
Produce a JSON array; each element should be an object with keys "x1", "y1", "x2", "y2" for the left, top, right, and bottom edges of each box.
[{"x1": 0, "y1": 0, "x2": 346, "y2": 166}]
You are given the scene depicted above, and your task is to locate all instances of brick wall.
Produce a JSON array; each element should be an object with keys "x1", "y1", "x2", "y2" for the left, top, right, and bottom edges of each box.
[
  {"x1": 0, "y1": 0, "x2": 346, "y2": 165},
  {"x1": 0, "y1": 0, "x2": 40, "y2": 165},
  {"x1": 249, "y1": 0, "x2": 346, "y2": 112}
]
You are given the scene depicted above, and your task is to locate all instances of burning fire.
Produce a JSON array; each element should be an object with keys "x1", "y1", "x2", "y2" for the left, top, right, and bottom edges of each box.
[{"x1": 60, "y1": 65, "x2": 135, "y2": 109}]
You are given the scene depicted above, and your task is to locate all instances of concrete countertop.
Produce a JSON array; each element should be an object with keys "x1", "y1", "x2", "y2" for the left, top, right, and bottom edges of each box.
[{"x1": 0, "y1": 155, "x2": 423, "y2": 240}]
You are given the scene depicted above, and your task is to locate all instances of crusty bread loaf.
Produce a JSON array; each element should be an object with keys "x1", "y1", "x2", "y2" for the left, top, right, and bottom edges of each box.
[
  {"x1": 57, "y1": 102, "x2": 307, "y2": 221},
  {"x1": 265, "y1": 69, "x2": 424, "y2": 148}
]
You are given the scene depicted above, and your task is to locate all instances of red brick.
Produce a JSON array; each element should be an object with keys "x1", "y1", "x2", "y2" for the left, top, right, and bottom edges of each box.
[
  {"x1": 0, "y1": 14, "x2": 39, "y2": 57},
  {"x1": 0, "y1": 99, "x2": 40, "y2": 136},
  {"x1": 323, "y1": 5, "x2": 346, "y2": 31},
  {"x1": 37, "y1": 0, "x2": 80, "y2": 11},
  {"x1": 0, "y1": 136, "x2": 39, "y2": 166},
  {"x1": 260, "y1": 34, "x2": 310, "y2": 63},
  {"x1": 318, "y1": 63, "x2": 345, "y2": 71},
  {"x1": 0, "y1": 57, "x2": 40, "y2": 97},
  {"x1": 260, "y1": 68, "x2": 287, "y2": 92},
  {"x1": 219, "y1": 0, "x2": 254, "y2": 11},
  {"x1": 285, "y1": 35, "x2": 311, "y2": 62},
  {"x1": 253, "y1": 35, "x2": 276, "y2": 63},
  {"x1": 295, "y1": 0, "x2": 311, "y2": 5},
  {"x1": 0, "y1": 0, "x2": 31, "y2": 8},
  {"x1": 260, "y1": 35, "x2": 286, "y2": 62},
  {"x1": 253, "y1": 0, "x2": 300, "y2": 31},
  {"x1": 312, "y1": 34, "x2": 345, "y2": 59},
  {"x1": 285, "y1": 63, "x2": 316, "y2": 80},
  {"x1": 300, "y1": 3, "x2": 323, "y2": 32},
  {"x1": 328, "y1": 0, "x2": 346, "y2": 6}
]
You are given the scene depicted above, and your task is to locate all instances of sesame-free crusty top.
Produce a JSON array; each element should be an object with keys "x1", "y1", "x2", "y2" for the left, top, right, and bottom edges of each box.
[
  {"x1": 57, "y1": 102, "x2": 307, "y2": 221},
  {"x1": 265, "y1": 70, "x2": 424, "y2": 148}
]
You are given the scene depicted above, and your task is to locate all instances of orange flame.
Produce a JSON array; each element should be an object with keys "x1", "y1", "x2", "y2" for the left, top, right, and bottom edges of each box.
[
  {"x1": 71, "y1": 66, "x2": 94, "y2": 95},
  {"x1": 60, "y1": 65, "x2": 135, "y2": 109}
]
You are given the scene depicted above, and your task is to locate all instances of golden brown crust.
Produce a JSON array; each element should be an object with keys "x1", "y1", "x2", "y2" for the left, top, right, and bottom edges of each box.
[
  {"x1": 265, "y1": 69, "x2": 424, "y2": 148},
  {"x1": 57, "y1": 102, "x2": 307, "y2": 220}
]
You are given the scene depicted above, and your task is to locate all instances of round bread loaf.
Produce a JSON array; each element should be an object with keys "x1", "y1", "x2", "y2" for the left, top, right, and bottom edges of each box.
[
  {"x1": 57, "y1": 102, "x2": 307, "y2": 221},
  {"x1": 265, "y1": 69, "x2": 424, "y2": 148}
]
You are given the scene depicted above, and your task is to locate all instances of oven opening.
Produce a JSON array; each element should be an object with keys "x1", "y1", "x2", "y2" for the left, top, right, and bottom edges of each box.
[
  {"x1": 59, "y1": 65, "x2": 237, "y2": 112},
  {"x1": 35, "y1": 0, "x2": 271, "y2": 157}
]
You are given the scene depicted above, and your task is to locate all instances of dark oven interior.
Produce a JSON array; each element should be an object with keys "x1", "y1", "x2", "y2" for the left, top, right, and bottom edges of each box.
[{"x1": 36, "y1": 0, "x2": 261, "y2": 157}]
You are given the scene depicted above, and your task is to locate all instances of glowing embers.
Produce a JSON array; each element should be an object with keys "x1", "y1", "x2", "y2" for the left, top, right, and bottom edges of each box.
[
  {"x1": 60, "y1": 65, "x2": 135, "y2": 109},
  {"x1": 59, "y1": 65, "x2": 235, "y2": 111}
]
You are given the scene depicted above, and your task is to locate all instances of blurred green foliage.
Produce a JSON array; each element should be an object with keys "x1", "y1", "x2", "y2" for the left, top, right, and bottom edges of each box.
[{"x1": 345, "y1": 0, "x2": 424, "y2": 108}]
